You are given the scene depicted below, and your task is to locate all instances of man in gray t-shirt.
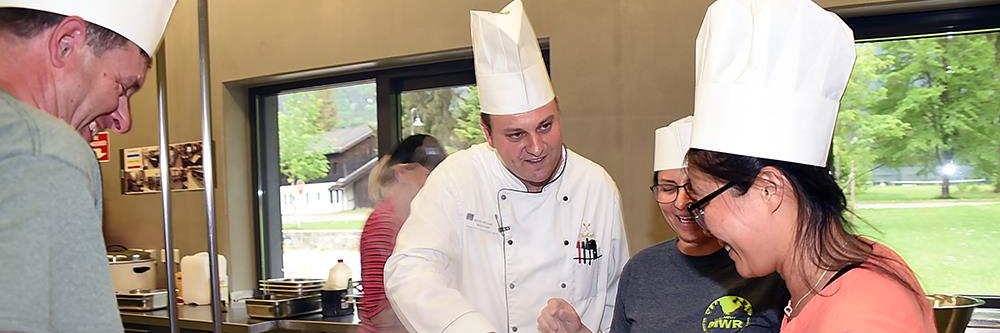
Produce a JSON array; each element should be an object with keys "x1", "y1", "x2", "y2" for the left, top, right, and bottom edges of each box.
[
  {"x1": 0, "y1": 3, "x2": 174, "y2": 332},
  {"x1": 611, "y1": 118, "x2": 788, "y2": 333},
  {"x1": 0, "y1": 90, "x2": 123, "y2": 332}
]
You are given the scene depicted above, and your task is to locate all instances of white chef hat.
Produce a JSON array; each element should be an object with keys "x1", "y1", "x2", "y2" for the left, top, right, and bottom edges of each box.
[
  {"x1": 654, "y1": 116, "x2": 694, "y2": 172},
  {"x1": 0, "y1": 0, "x2": 176, "y2": 56},
  {"x1": 689, "y1": 0, "x2": 856, "y2": 167},
  {"x1": 471, "y1": 0, "x2": 555, "y2": 115}
]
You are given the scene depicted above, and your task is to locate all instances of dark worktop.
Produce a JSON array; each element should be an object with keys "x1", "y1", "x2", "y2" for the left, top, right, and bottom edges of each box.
[
  {"x1": 121, "y1": 304, "x2": 1000, "y2": 332},
  {"x1": 121, "y1": 303, "x2": 358, "y2": 333}
]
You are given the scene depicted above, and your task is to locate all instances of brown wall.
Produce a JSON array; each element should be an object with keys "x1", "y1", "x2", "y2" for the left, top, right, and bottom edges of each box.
[{"x1": 100, "y1": 0, "x2": 936, "y2": 292}]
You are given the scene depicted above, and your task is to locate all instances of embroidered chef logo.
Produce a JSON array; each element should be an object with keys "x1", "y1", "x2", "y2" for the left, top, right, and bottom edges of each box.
[
  {"x1": 701, "y1": 295, "x2": 753, "y2": 332},
  {"x1": 573, "y1": 222, "x2": 601, "y2": 265}
]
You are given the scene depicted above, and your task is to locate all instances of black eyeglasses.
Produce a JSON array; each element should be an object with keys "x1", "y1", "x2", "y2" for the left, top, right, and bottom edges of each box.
[
  {"x1": 686, "y1": 180, "x2": 739, "y2": 230},
  {"x1": 649, "y1": 183, "x2": 691, "y2": 204}
]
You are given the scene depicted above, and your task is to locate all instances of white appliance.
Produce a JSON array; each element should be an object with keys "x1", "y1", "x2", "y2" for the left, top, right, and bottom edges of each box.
[
  {"x1": 107, "y1": 250, "x2": 158, "y2": 292},
  {"x1": 180, "y1": 252, "x2": 228, "y2": 306}
]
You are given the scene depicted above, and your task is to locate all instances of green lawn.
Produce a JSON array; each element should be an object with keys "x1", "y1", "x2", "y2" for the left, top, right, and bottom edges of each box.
[
  {"x1": 855, "y1": 184, "x2": 1000, "y2": 203},
  {"x1": 282, "y1": 220, "x2": 365, "y2": 230},
  {"x1": 852, "y1": 204, "x2": 1000, "y2": 295}
]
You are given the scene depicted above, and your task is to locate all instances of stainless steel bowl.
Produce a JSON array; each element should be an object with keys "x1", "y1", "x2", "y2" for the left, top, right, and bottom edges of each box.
[{"x1": 926, "y1": 294, "x2": 986, "y2": 333}]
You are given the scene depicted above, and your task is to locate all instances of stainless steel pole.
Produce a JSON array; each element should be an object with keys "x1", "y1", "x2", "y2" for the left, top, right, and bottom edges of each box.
[
  {"x1": 197, "y1": 0, "x2": 224, "y2": 332},
  {"x1": 155, "y1": 41, "x2": 180, "y2": 333}
]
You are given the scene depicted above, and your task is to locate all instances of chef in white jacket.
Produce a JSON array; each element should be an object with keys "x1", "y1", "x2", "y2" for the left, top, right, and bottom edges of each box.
[{"x1": 384, "y1": 1, "x2": 628, "y2": 333}]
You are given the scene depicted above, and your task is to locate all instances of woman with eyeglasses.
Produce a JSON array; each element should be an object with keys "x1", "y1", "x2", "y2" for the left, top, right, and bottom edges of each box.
[
  {"x1": 684, "y1": 0, "x2": 935, "y2": 332},
  {"x1": 610, "y1": 116, "x2": 788, "y2": 333},
  {"x1": 359, "y1": 134, "x2": 446, "y2": 333}
]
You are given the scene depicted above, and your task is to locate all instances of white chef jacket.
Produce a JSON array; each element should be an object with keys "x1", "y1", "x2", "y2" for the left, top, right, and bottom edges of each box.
[{"x1": 385, "y1": 143, "x2": 628, "y2": 333}]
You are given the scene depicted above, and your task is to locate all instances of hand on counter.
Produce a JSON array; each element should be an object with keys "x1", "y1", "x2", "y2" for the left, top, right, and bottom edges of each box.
[{"x1": 537, "y1": 298, "x2": 593, "y2": 333}]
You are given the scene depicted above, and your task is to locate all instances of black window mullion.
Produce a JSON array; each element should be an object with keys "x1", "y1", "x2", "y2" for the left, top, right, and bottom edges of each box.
[
  {"x1": 377, "y1": 76, "x2": 401, "y2": 155},
  {"x1": 249, "y1": 92, "x2": 283, "y2": 279},
  {"x1": 845, "y1": 4, "x2": 1000, "y2": 41}
]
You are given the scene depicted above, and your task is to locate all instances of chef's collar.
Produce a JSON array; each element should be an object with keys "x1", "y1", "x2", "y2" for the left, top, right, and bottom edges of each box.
[{"x1": 498, "y1": 145, "x2": 568, "y2": 193}]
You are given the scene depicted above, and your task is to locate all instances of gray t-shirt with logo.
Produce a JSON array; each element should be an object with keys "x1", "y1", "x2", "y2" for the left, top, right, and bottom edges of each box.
[
  {"x1": 611, "y1": 239, "x2": 788, "y2": 333},
  {"x1": 0, "y1": 89, "x2": 122, "y2": 333}
]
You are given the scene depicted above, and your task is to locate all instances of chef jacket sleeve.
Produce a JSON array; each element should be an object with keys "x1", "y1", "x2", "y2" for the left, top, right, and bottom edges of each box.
[{"x1": 384, "y1": 173, "x2": 496, "y2": 333}]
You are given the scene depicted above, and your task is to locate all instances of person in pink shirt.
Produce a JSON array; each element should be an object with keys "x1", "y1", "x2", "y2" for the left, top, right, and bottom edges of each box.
[
  {"x1": 359, "y1": 134, "x2": 445, "y2": 333},
  {"x1": 683, "y1": 0, "x2": 936, "y2": 332}
]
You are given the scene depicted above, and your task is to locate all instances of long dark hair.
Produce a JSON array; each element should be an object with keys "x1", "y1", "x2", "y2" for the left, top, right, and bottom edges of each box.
[{"x1": 686, "y1": 148, "x2": 923, "y2": 299}]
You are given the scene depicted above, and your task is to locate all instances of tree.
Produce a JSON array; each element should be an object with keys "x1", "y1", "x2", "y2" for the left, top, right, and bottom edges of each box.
[
  {"x1": 401, "y1": 86, "x2": 485, "y2": 153},
  {"x1": 454, "y1": 86, "x2": 485, "y2": 148},
  {"x1": 331, "y1": 83, "x2": 377, "y2": 130},
  {"x1": 987, "y1": 34, "x2": 1000, "y2": 193},
  {"x1": 308, "y1": 88, "x2": 339, "y2": 132},
  {"x1": 835, "y1": 43, "x2": 909, "y2": 201},
  {"x1": 992, "y1": 34, "x2": 1000, "y2": 193},
  {"x1": 873, "y1": 34, "x2": 1000, "y2": 198},
  {"x1": 278, "y1": 91, "x2": 332, "y2": 184},
  {"x1": 957, "y1": 33, "x2": 1000, "y2": 193}
]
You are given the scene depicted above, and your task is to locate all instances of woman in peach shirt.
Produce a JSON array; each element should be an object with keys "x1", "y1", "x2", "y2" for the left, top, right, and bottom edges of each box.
[
  {"x1": 684, "y1": 149, "x2": 935, "y2": 332},
  {"x1": 684, "y1": 0, "x2": 936, "y2": 331}
]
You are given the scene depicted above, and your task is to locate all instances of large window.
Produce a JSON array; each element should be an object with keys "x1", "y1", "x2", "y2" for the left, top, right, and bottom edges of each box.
[
  {"x1": 252, "y1": 64, "x2": 474, "y2": 280},
  {"x1": 250, "y1": 46, "x2": 547, "y2": 281},
  {"x1": 276, "y1": 81, "x2": 377, "y2": 279},
  {"x1": 840, "y1": 6, "x2": 1000, "y2": 301}
]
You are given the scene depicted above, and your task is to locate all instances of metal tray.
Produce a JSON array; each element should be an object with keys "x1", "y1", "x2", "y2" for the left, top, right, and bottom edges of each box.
[
  {"x1": 258, "y1": 278, "x2": 325, "y2": 288},
  {"x1": 246, "y1": 294, "x2": 321, "y2": 319},
  {"x1": 259, "y1": 284, "x2": 323, "y2": 291},
  {"x1": 117, "y1": 289, "x2": 169, "y2": 311},
  {"x1": 260, "y1": 289, "x2": 322, "y2": 297}
]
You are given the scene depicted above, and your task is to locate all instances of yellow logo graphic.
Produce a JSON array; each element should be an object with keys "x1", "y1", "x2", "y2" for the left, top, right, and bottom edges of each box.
[{"x1": 702, "y1": 295, "x2": 753, "y2": 333}]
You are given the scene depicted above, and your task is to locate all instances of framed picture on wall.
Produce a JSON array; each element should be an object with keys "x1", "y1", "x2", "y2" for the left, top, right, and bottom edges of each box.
[{"x1": 121, "y1": 141, "x2": 207, "y2": 194}]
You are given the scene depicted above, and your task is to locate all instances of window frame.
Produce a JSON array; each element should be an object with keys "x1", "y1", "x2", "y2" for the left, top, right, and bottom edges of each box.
[{"x1": 844, "y1": 4, "x2": 1000, "y2": 42}]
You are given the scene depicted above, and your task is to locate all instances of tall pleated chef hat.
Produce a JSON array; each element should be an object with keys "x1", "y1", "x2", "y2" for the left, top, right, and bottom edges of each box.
[
  {"x1": 690, "y1": 0, "x2": 856, "y2": 167},
  {"x1": 0, "y1": 0, "x2": 176, "y2": 56},
  {"x1": 654, "y1": 116, "x2": 694, "y2": 172},
  {"x1": 471, "y1": 0, "x2": 555, "y2": 115}
]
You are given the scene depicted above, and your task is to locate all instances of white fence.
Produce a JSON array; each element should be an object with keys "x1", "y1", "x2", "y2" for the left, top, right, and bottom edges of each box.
[{"x1": 279, "y1": 181, "x2": 356, "y2": 215}]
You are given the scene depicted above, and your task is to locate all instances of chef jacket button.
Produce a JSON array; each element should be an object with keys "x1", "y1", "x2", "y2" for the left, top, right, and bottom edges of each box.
[
  {"x1": 512, "y1": 326, "x2": 518, "y2": 332},
  {"x1": 562, "y1": 195, "x2": 569, "y2": 202},
  {"x1": 564, "y1": 240, "x2": 570, "y2": 246},
  {"x1": 509, "y1": 283, "x2": 516, "y2": 289},
  {"x1": 501, "y1": 194, "x2": 507, "y2": 200},
  {"x1": 561, "y1": 282, "x2": 567, "y2": 288},
  {"x1": 507, "y1": 239, "x2": 513, "y2": 245}
]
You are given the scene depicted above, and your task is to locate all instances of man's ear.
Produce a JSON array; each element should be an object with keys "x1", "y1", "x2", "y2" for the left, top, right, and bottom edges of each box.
[
  {"x1": 480, "y1": 117, "x2": 495, "y2": 148},
  {"x1": 47, "y1": 16, "x2": 88, "y2": 68},
  {"x1": 757, "y1": 166, "x2": 787, "y2": 213}
]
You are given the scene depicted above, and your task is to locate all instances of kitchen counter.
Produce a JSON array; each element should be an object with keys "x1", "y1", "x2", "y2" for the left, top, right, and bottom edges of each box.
[
  {"x1": 121, "y1": 303, "x2": 358, "y2": 333},
  {"x1": 122, "y1": 305, "x2": 1000, "y2": 332}
]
